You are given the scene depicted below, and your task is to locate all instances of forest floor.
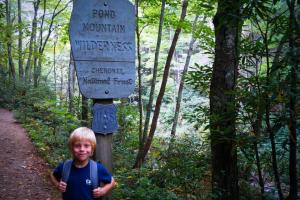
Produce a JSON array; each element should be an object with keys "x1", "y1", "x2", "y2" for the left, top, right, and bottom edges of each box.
[{"x1": 0, "y1": 108, "x2": 61, "y2": 200}]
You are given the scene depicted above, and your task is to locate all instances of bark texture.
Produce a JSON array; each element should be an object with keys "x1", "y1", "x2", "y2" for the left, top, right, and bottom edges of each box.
[
  {"x1": 286, "y1": 0, "x2": 298, "y2": 198},
  {"x1": 210, "y1": 0, "x2": 242, "y2": 199},
  {"x1": 68, "y1": 52, "x2": 75, "y2": 113}
]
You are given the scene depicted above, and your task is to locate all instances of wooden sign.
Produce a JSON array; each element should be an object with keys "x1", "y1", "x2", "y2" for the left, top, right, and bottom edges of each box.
[{"x1": 70, "y1": 0, "x2": 135, "y2": 99}]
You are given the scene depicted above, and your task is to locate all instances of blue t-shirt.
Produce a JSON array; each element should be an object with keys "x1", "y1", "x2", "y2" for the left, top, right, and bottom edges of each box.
[{"x1": 53, "y1": 160, "x2": 112, "y2": 200}]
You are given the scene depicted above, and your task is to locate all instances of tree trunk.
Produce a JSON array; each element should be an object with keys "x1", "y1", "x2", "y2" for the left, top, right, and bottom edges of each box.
[
  {"x1": 135, "y1": 0, "x2": 144, "y2": 149},
  {"x1": 81, "y1": 96, "x2": 89, "y2": 127},
  {"x1": 25, "y1": 0, "x2": 40, "y2": 84},
  {"x1": 252, "y1": 37, "x2": 267, "y2": 196},
  {"x1": 252, "y1": 107, "x2": 265, "y2": 197},
  {"x1": 286, "y1": 0, "x2": 298, "y2": 198},
  {"x1": 68, "y1": 52, "x2": 75, "y2": 113},
  {"x1": 142, "y1": 0, "x2": 166, "y2": 146},
  {"x1": 133, "y1": 0, "x2": 188, "y2": 169},
  {"x1": 53, "y1": 57, "x2": 57, "y2": 94},
  {"x1": 34, "y1": 0, "x2": 46, "y2": 87},
  {"x1": 254, "y1": 141, "x2": 265, "y2": 197},
  {"x1": 52, "y1": 38, "x2": 57, "y2": 94},
  {"x1": 60, "y1": 65, "x2": 64, "y2": 102},
  {"x1": 209, "y1": 1, "x2": 242, "y2": 199},
  {"x1": 17, "y1": 0, "x2": 24, "y2": 81},
  {"x1": 5, "y1": 0, "x2": 16, "y2": 84},
  {"x1": 252, "y1": 58, "x2": 265, "y2": 197},
  {"x1": 33, "y1": 30, "x2": 39, "y2": 87},
  {"x1": 170, "y1": 15, "x2": 198, "y2": 136},
  {"x1": 265, "y1": 105, "x2": 283, "y2": 200}
]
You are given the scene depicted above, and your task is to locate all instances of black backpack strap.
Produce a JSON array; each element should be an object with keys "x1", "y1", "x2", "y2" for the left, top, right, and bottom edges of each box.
[
  {"x1": 89, "y1": 160, "x2": 99, "y2": 189},
  {"x1": 62, "y1": 159, "x2": 73, "y2": 183}
]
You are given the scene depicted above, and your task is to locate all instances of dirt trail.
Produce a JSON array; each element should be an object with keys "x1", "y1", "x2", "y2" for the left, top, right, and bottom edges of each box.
[{"x1": 0, "y1": 108, "x2": 60, "y2": 200}]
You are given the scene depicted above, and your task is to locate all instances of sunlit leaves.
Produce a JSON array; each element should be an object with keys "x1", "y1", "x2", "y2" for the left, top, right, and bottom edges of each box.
[{"x1": 185, "y1": 63, "x2": 212, "y2": 95}]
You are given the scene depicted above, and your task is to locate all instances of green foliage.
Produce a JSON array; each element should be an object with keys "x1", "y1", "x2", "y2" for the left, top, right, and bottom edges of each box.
[
  {"x1": 185, "y1": 63, "x2": 212, "y2": 95},
  {"x1": 113, "y1": 101, "x2": 212, "y2": 199},
  {"x1": 184, "y1": 64, "x2": 211, "y2": 129},
  {"x1": 0, "y1": 79, "x2": 16, "y2": 109},
  {"x1": 117, "y1": 103, "x2": 140, "y2": 145},
  {"x1": 114, "y1": 168, "x2": 182, "y2": 200},
  {"x1": 113, "y1": 104, "x2": 184, "y2": 199},
  {"x1": 113, "y1": 134, "x2": 212, "y2": 199},
  {"x1": 234, "y1": 1, "x2": 300, "y2": 197},
  {"x1": 152, "y1": 135, "x2": 211, "y2": 199}
]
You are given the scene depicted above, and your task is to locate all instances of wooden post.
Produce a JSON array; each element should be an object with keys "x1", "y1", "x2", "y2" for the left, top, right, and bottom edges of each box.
[
  {"x1": 95, "y1": 134, "x2": 113, "y2": 200},
  {"x1": 95, "y1": 134, "x2": 113, "y2": 172},
  {"x1": 93, "y1": 98, "x2": 114, "y2": 172},
  {"x1": 93, "y1": 99, "x2": 113, "y2": 200}
]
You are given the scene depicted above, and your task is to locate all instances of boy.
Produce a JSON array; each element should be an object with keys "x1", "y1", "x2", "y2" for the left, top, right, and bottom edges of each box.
[{"x1": 50, "y1": 127, "x2": 115, "y2": 200}]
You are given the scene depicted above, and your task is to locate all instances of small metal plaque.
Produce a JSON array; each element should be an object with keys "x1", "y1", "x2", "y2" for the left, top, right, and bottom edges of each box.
[
  {"x1": 92, "y1": 103, "x2": 118, "y2": 134},
  {"x1": 69, "y1": 0, "x2": 135, "y2": 99}
]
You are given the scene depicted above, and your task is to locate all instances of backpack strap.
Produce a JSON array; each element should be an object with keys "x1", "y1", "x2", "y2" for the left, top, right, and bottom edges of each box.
[
  {"x1": 61, "y1": 159, "x2": 73, "y2": 183},
  {"x1": 61, "y1": 159, "x2": 98, "y2": 189},
  {"x1": 89, "y1": 160, "x2": 98, "y2": 189}
]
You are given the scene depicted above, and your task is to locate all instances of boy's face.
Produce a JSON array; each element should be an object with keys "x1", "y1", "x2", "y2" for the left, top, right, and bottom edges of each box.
[{"x1": 72, "y1": 139, "x2": 93, "y2": 162}]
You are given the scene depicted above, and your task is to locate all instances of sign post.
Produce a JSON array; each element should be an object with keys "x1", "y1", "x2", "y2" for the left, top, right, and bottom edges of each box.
[{"x1": 69, "y1": 0, "x2": 135, "y2": 199}]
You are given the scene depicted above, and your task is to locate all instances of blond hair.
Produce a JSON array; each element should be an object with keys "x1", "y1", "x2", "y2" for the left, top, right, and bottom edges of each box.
[{"x1": 68, "y1": 127, "x2": 96, "y2": 152}]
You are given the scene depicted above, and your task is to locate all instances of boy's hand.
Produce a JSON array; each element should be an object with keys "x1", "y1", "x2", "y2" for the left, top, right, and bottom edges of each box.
[
  {"x1": 58, "y1": 181, "x2": 67, "y2": 192},
  {"x1": 93, "y1": 187, "x2": 107, "y2": 198}
]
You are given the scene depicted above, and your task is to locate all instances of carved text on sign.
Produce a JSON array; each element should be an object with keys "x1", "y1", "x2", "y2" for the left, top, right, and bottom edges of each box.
[
  {"x1": 92, "y1": 9, "x2": 116, "y2": 19},
  {"x1": 70, "y1": 0, "x2": 135, "y2": 98},
  {"x1": 82, "y1": 23, "x2": 125, "y2": 33},
  {"x1": 74, "y1": 40, "x2": 133, "y2": 52},
  {"x1": 91, "y1": 68, "x2": 124, "y2": 74},
  {"x1": 82, "y1": 77, "x2": 133, "y2": 85}
]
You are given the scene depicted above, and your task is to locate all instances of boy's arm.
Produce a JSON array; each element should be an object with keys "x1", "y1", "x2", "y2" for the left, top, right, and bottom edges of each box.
[
  {"x1": 50, "y1": 173, "x2": 67, "y2": 192},
  {"x1": 93, "y1": 177, "x2": 116, "y2": 198}
]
